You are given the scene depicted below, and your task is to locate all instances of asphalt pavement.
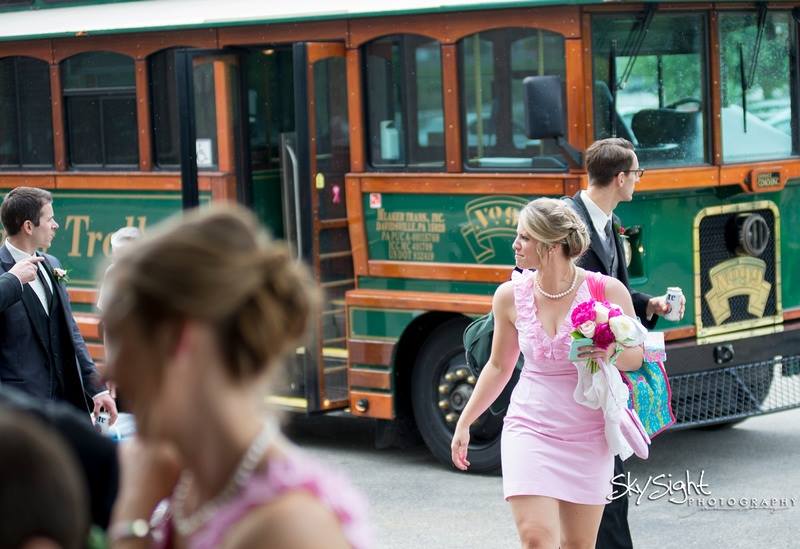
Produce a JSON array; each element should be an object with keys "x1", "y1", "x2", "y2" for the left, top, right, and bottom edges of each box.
[{"x1": 286, "y1": 409, "x2": 800, "y2": 549}]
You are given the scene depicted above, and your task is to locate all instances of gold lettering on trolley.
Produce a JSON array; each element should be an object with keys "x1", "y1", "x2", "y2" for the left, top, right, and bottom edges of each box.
[
  {"x1": 460, "y1": 196, "x2": 528, "y2": 263},
  {"x1": 704, "y1": 257, "x2": 772, "y2": 325},
  {"x1": 375, "y1": 209, "x2": 446, "y2": 262},
  {"x1": 64, "y1": 215, "x2": 147, "y2": 258}
]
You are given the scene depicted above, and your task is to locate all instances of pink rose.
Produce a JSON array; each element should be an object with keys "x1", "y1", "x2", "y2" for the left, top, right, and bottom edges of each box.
[
  {"x1": 608, "y1": 306, "x2": 623, "y2": 319},
  {"x1": 593, "y1": 322, "x2": 615, "y2": 350},
  {"x1": 571, "y1": 300, "x2": 597, "y2": 327}
]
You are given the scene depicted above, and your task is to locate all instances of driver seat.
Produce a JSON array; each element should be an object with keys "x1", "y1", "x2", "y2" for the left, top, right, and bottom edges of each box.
[{"x1": 631, "y1": 108, "x2": 702, "y2": 161}]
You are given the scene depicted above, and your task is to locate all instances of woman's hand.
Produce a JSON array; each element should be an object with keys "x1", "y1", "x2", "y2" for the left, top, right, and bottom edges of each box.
[
  {"x1": 451, "y1": 424, "x2": 471, "y2": 471},
  {"x1": 576, "y1": 343, "x2": 616, "y2": 363}
]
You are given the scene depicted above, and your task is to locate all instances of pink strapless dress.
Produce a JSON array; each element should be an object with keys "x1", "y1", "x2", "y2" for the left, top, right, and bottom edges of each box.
[
  {"x1": 153, "y1": 445, "x2": 372, "y2": 548},
  {"x1": 501, "y1": 270, "x2": 613, "y2": 505}
]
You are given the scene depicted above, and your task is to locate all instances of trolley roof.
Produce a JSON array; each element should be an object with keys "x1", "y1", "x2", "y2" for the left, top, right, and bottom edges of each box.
[{"x1": 0, "y1": 0, "x2": 748, "y2": 42}]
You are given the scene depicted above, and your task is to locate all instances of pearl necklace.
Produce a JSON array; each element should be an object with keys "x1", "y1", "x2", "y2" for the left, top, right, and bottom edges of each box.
[
  {"x1": 171, "y1": 420, "x2": 277, "y2": 537},
  {"x1": 534, "y1": 268, "x2": 579, "y2": 300}
]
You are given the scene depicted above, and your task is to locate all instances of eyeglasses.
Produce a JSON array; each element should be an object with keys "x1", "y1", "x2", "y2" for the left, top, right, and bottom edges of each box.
[{"x1": 623, "y1": 169, "x2": 645, "y2": 177}]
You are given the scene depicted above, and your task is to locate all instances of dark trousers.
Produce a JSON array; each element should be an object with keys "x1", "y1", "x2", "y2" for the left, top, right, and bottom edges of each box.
[{"x1": 596, "y1": 456, "x2": 633, "y2": 549}]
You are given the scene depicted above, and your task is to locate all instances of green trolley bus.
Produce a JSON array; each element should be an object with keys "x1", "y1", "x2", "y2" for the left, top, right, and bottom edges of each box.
[{"x1": 1, "y1": 0, "x2": 799, "y2": 471}]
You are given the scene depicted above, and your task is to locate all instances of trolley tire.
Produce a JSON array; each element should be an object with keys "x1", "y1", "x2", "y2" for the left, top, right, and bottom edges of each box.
[{"x1": 411, "y1": 318, "x2": 503, "y2": 474}]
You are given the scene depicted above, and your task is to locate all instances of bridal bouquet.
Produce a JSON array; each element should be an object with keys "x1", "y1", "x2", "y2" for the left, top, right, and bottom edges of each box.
[{"x1": 570, "y1": 299, "x2": 647, "y2": 373}]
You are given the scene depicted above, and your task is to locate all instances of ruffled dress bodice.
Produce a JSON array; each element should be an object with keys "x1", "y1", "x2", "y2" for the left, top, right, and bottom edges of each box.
[{"x1": 511, "y1": 269, "x2": 590, "y2": 369}]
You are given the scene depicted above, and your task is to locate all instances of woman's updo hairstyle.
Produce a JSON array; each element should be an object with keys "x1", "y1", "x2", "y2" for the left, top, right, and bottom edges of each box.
[
  {"x1": 518, "y1": 197, "x2": 590, "y2": 261},
  {"x1": 102, "y1": 204, "x2": 321, "y2": 381}
]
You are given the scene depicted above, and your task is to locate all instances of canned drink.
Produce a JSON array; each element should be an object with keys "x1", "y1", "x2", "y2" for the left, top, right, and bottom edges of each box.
[
  {"x1": 95, "y1": 411, "x2": 111, "y2": 435},
  {"x1": 665, "y1": 287, "x2": 683, "y2": 321}
]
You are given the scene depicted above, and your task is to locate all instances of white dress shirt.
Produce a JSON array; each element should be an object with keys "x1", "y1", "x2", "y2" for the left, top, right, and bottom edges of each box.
[
  {"x1": 5, "y1": 239, "x2": 52, "y2": 315},
  {"x1": 579, "y1": 192, "x2": 614, "y2": 245}
]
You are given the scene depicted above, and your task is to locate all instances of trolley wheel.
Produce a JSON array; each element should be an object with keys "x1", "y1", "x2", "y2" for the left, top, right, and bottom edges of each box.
[{"x1": 411, "y1": 318, "x2": 505, "y2": 474}]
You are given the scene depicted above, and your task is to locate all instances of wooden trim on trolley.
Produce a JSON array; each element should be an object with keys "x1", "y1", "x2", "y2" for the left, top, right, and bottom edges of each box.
[
  {"x1": 135, "y1": 59, "x2": 153, "y2": 171},
  {"x1": 0, "y1": 172, "x2": 222, "y2": 191},
  {"x1": 86, "y1": 343, "x2": 105, "y2": 361},
  {"x1": 209, "y1": 174, "x2": 238, "y2": 201},
  {"x1": 708, "y1": 9, "x2": 722, "y2": 165},
  {"x1": 347, "y1": 6, "x2": 581, "y2": 47},
  {"x1": 68, "y1": 288, "x2": 98, "y2": 305},
  {"x1": 214, "y1": 59, "x2": 235, "y2": 174},
  {"x1": 565, "y1": 38, "x2": 586, "y2": 150},
  {"x1": 349, "y1": 390, "x2": 393, "y2": 419},
  {"x1": 306, "y1": 42, "x2": 345, "y2": 64},
  {"x1": 346, "y1": 48, "x2": 366, "y2": 172},
  {"x1": 348, "y1": 340, "x2": 394, "y2": 367},
  {"x1": 368, "y1": 261, "x2": 512, "y2": 283},
  {"x1": 635, "y1": 166, "x2": 720, "y2": 191},
  {"x1": 349, "y1": 369, "x2": 392, "y2": 390},
  {"x1": 0, "y1": 40, "x2": 52, "y2": 62},
  {"x1": 345, "y1": 177, "x2": 369, "y2": 276},
  {"x1": 51, "y1": 29, "x2": 219, "y2": 62},
  {"x1": 441, "y1": 44, "x2": 462, "y2": 173},
  {"x1": 49, "y1": 64, "x2": 67, "y2": 172},
  {"x1": 720, "y1": 161, "x2": 800, "y2": 189},
  {"x1": 581, "y1": 13, "x2": 595, "y2": 148},
  {"x1": 664, "y1": 326, "x2": 697, "y2": 342},
  {"x1": 347, "y1": 288, "x2": 492, "y2": 314},
  {"x1": 74, "y1": 314, "x2": 101, "y2": 340},
  {"x1": 784, "y1": 309, "x2": 800, "y2": 322},
  {"x1": 218, "y1": 21, "x2": 346, "y2": 47},
  {"x1": 350, "y1": 173, "x2": 579, "y2": 196}
]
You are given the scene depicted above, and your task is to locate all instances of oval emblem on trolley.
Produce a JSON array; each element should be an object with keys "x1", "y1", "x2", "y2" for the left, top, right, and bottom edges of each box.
[{"x1": 737, "y1": 213, "x2": 770, "y2": 257}]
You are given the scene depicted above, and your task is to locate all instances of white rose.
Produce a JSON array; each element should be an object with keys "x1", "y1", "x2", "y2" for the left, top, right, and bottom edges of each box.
[
  {"x1": 594, "y1": 302, "x2": 610, "y2": 324},
  {"x1": 578, "y1": 320, "x2": 596, "y2": 338},
  {"x1": 609, "y1": 315, "x2": 647, "y2": 347}
]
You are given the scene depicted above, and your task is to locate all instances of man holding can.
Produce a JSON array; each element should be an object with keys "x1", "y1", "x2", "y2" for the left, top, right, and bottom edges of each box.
[
  {"x1": 0, "y1": 186, "x2": 117, "y2": 424},
  {"x1": 565, "y1": 137, "x2": 685, "y2": 549}
]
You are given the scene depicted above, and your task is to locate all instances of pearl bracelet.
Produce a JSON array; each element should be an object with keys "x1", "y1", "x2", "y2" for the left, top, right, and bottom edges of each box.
[{"x1": 108, "y1": 518, "x2": 152, "y2": 542}]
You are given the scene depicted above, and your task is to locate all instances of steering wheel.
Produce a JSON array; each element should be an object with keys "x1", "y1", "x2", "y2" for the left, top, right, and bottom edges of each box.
[{"x1": 666, "y1": 97, "x2": 702, "y2": 111}]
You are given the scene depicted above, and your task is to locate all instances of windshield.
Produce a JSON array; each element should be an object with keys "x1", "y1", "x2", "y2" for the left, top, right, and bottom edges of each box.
[
  {"x1": 592, "y1": 12, "x2": 708, "y2": 167},
  {"x1": 719, "y1": 11, "x2": 797, "y2": 163}
]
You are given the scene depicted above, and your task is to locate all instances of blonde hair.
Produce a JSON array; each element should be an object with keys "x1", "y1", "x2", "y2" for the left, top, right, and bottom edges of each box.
[
  {"x1": 518, "y1": 197, "x2": 590, "y2": 261},
  {"x1": 102, "y1": 204, "x2": 321, "y2": 381}
]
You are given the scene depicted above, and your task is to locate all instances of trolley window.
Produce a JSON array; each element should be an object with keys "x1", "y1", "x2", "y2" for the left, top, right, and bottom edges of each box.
[
  {"x1": 363, "y1": 34, "x2": 445, "y2": 170},
  {"x1": 592, "y1": 12, "x2": 708, "y2": 167},
  {"x1": 719, "y1": 10, "x2": 797, "y2": 163},
  {"x1": 149, "y1": 48, "x2": 219, "y2": 169},
  {"x1": 0, "y1": 56, "x2": 53, "y2": 168},
  {"x1": 458, "y1": 27, "x2": 567, "y2": 171},
  {"x1": 61, "y1": 52, "x2": 138, "y2": 168}
]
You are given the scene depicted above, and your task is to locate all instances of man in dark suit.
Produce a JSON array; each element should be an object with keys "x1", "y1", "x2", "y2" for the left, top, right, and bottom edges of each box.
[
  {"x1": 567, "y1": 138, "x2": 684, "y2": 549},
  {"x1": 0, "y1": 186, "x2": 117, "y2": 422}
]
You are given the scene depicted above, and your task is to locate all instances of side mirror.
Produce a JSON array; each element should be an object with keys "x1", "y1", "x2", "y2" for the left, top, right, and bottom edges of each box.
[
  {"x1": 522, "y1": 75, "x2": 582, "y2": 168},
  {"x1": 523, "y1": 75, "x2": 565, "y2": 139}
]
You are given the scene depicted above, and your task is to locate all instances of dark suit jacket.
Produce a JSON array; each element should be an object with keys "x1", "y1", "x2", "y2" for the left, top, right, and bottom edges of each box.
[
  {"x1": 0, "y1": 244, "x2": 103, "y2": 413},
  {"x1": 568, "y1": 191, "x2": 657, "y2": 330}
]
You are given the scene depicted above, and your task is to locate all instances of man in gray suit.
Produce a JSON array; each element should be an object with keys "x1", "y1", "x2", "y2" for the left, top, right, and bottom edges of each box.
[{"x1": 0, "y1": 186, "x2": 117, "y2": 421}]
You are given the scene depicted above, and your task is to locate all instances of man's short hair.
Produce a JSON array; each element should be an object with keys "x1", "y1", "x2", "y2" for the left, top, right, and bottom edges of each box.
[
  {"x1": 0, "y1": 412, "x2": 88, "y2": 549},
  {"x1": 585, "y1": 138, "x2": 636, "y2": 187},
  {"x1": 0, "y1": 187, "x2": 53, "y2": 236}
]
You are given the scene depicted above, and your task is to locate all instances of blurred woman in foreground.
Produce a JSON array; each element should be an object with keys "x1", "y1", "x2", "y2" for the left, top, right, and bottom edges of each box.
[{"x1": 103, "y1": 205, "x2": 370, "y2": 549}]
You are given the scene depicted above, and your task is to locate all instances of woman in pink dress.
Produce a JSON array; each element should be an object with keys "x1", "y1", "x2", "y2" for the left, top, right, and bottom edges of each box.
[
  {"x1": 451, "y1": 198, "x2": 644, "y2": 549},
  {"x1": 101, "y1": 205, "x2": 371, "y2": 549}
]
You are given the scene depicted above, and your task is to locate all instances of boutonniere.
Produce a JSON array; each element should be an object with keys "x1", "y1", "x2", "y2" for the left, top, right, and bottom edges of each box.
[
  {"x1": 613, "y1": 223, "x2": 628, "y2": 238},
  {"x1": 53, "y1": 267, "x2": 70, "y2": 285}
]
